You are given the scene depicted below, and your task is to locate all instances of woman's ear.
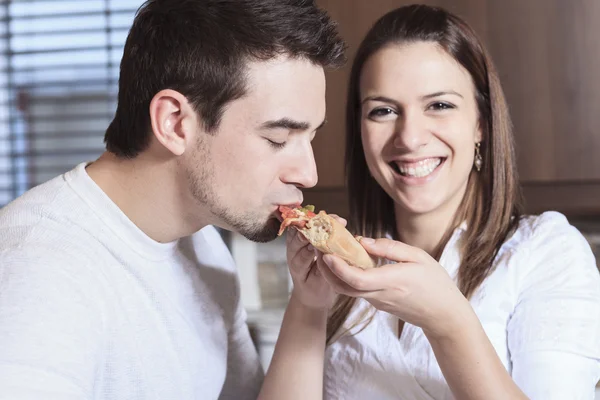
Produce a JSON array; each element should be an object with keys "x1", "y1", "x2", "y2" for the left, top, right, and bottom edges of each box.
[
  {"x1": 475, "y1": 123, "x2": 483, "y2": 144},
  {"x1": 148, "y1": 89, "x2": 198, "y2": 156}
]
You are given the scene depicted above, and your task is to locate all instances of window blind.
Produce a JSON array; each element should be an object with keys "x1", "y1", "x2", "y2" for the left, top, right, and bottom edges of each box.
[{"x1": 0, "y1": 0, "x2": 142, "y2": 206}]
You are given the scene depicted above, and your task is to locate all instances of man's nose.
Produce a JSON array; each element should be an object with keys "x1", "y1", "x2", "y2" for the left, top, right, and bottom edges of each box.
[{"x1": 281, "y1": 142, "x2": 318, "y2": 189}]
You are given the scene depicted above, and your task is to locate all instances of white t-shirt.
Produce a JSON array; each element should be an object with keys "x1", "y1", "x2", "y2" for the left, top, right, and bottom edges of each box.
[
  {"x1": 325, "y1": 212, "x2": 600, "y2": 400},
  {"x1": 0, "y1": 163, "x2": 263, "y2": 400}
]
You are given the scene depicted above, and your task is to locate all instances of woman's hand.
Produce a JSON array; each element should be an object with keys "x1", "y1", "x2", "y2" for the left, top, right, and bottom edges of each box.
[
  {"x1": 316, "y1": 237, "x2": 472, "y2": 339},
  {"x1": 285, "y1": 216, "x2": 346, "y2": 310}
]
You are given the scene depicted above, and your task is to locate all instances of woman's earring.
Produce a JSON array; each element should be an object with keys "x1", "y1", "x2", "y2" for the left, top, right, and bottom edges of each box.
[{"x1": 474, "y1": 142, "x2": 483, "y2": 172}]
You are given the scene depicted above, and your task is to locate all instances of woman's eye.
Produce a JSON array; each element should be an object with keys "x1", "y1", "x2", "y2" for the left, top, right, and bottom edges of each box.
[
  {"x1": 429, "y1": 102, "x2": 454, "y2": 111},
  {"x1": 368, "y1": 107, "x2": 396, "y2": 119}
]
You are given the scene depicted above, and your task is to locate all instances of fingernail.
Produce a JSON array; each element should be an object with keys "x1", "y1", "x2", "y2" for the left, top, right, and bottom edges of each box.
[
  {"x1": 307, "y1": 244, "x2": 314, "y2": 252},
  {"x1": 323, "y1": 254, "x2": 333, "y2": 266},
  {"x1": 360, "y1": 237, "x2": 375, "y2": 245}
]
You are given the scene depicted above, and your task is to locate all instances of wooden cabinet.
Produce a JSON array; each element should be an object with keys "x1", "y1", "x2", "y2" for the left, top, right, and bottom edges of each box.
[
  {"x1": 306, "y1": 0, "x2": 600, "y2": 218},
  {"x1": 486, "y1": 0, "x2": 600, "y2": 215}
]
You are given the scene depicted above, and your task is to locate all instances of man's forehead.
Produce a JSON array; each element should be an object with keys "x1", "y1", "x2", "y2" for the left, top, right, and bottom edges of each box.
[
  {"x1": 238, "y1": 57, "x2": 326, "y2": 130},
  {"x1": 244, "y1": 55, "x2": 324, "y2": 90}
]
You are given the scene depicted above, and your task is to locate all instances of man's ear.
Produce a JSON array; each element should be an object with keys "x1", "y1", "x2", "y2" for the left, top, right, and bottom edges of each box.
[{"x1": 148, "y1": 89, "x2": 198, "y2": 156}]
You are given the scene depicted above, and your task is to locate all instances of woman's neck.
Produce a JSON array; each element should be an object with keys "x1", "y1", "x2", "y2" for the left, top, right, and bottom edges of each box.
[{"x1": 394, "y1": 204, "x2": 458, "y2": 258}]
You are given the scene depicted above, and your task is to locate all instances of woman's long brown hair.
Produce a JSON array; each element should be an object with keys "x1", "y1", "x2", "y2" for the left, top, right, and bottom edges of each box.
[{"x1": 327, "y1": 5, "x2": 524, "y2": 344}]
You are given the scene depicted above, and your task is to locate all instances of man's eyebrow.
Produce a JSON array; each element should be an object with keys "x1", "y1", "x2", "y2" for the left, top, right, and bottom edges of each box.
[
  {"x1": 260, "y1": 118, "x2": 310, "y2": 131},
  {"x1": 260, "y1": 117, "x2": 327, "y2": 131}
]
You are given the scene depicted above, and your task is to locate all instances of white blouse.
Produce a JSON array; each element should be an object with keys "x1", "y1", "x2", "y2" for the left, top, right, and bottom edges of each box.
[{"x1": 324, "y1": 212, "x2": 600, "y2": 400}]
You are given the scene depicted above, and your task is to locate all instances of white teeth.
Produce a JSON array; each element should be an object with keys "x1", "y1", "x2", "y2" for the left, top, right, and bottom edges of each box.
[{"x1": 396, "y1": 158, "x2": 442, "y2": 178}]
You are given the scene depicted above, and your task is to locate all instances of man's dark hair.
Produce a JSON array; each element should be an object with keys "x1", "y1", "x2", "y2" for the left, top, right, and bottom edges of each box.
[{"x1": 104, "y1": 0, "x2": 346, "y2": 158}]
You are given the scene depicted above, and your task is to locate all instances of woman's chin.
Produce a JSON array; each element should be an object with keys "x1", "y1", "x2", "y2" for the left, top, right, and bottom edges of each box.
[{"x1": 393, "y1": 194, "x2": 443, "y2": 217}]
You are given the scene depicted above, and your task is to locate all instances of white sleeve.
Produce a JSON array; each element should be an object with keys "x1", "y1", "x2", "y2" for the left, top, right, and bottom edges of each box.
[
  {"x1": 194, "y1": 226, "x2": 264, "y2": 399},
  {"x1": 507, "y1": 213, "x2": 600, "y2": 400},
  {"x1": 218, "y1": 297, "x2": 264, "y2": 400},
  {"x1": 0, "y1": 248, "x2": 106, "y2": 400}
]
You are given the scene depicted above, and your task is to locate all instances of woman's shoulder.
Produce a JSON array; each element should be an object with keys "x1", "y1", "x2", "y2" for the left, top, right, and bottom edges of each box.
[
  {"x1": 502, "y1": 212, "x2": 600, "y2": 364},
  {"x1": 505, "y1": 211, "x2": 588, "y2": 253},
  {"x1": 502, "y1": 211, "x2": 598, "y2": 287}
]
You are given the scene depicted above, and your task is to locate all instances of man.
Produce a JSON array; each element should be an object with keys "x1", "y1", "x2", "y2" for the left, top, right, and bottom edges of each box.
[{"x1": 0, "y1": 0, "x2": 345, "y2": 398}]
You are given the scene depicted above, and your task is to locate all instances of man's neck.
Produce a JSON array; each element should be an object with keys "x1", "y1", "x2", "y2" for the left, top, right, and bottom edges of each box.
[{"x1": 86, "y1": 151, "x2": 208, "y2": 243}]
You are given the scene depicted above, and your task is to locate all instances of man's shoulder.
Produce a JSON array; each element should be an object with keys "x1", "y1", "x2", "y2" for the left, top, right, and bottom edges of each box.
[
  {"x1": 0, "y1": 172, "x2": 77, "y2": 225},
  {"x1": 0, "y1": 232, "x2": 98, "y2": 269},
  {"x1": 0, "y1": 233, "x2": 105, "y2": 309},
  {"x1": 0, "y1": 181, "x2": 90, "y2": 231},
  {"x1": 0, "y1": 170, "x2": 99, "y2": 251}
]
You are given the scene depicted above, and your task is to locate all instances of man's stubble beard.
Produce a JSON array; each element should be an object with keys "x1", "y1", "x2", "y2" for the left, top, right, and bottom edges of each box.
[{"x1": 185, "y1": 141, "x2": 279, "y2": 243}]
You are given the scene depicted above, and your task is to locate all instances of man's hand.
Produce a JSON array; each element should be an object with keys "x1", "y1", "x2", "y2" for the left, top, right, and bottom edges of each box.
[{"x1": 285, "y1": 215, "x2": 347, "y2": 310}]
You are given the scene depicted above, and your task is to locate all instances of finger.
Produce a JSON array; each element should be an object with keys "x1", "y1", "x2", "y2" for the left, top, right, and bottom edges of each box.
[
  {"x1": 328, "y1": 214, "x2": 347, "y2": 227},
  {"x1": 322, "y1": 253, "x2": 389, "y2": 292},
  {"x1": 289, "y1": 244, "x2": 316, "y2": 275},
  {"x1": 315, "y1": 253, "x2": 365, "y2": 296},
  {"x1": 358, "y1": 237, "x2": 427, "y2": 263},
  {"x1": 302, "y1": 258, "x2": 320, "y2": 282},
  {"x1": 308, "y1": 261, "x2": 321, "y2": 278},
  {"x1": 286, "y1": 228, "x2": 309, "y2": 255}
]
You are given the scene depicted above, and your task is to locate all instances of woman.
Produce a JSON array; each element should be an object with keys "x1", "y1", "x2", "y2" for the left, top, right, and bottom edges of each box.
[{"x1": 260, "y1": 4, "x2": 600, "y2": 400}]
